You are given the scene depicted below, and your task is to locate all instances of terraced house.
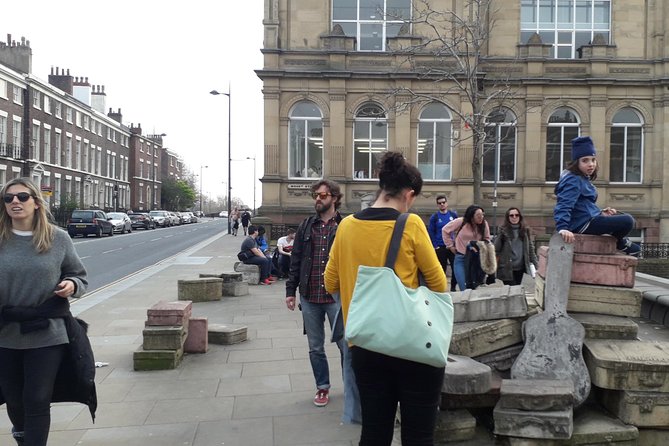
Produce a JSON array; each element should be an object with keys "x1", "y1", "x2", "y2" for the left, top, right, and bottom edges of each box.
[
  {"x1": 0, "y1": 35, "x2": 171, "y2": 214},
  {"x1": 257, "y1": 0, "x2": 669, "y2": 243}
]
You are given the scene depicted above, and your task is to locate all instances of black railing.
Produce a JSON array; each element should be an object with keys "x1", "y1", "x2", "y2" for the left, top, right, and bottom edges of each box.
[{"x1": 640, "y1": 243, "x2": 669, "y2": 259}]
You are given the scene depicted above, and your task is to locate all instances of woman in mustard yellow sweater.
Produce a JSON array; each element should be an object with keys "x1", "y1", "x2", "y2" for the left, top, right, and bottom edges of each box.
[{"x1": 325, "y1": 151, "x2": 447, "y2": 446}]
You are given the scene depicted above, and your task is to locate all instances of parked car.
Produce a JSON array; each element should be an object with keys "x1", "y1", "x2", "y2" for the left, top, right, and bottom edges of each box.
[
  {"x1": 149, "y1": 210, "x2": 171, "y2": 227},
  {"x1": 107, "y1": 212, "x2": 133, "y2": 234},
  {"x1": 168, "y1": 212, "x2": 181, "y2": 226},
  {"x1": 128, "y1": 212, "x2": 156, "y2": 230},
  {"x1": 175, "y1": 212, "x2": 188, "y2": 225},
  {"x1": 67, "y1": 209, "x2": 114, "y2": 238},
  {"x1": 182, "y1": 211, "x2": 197, "y2": 223}
]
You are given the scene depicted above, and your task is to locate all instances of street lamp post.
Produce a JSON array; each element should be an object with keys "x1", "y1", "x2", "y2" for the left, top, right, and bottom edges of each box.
[
  {"x1": 200, "y1": 165, "x2": 208, "y2": 215},
  {"x1": 210, "y1": 86, "x2": 232, "y2": 234},
  {"x1": 246, "y1": 156, "x2": 256, "y2": 215}
]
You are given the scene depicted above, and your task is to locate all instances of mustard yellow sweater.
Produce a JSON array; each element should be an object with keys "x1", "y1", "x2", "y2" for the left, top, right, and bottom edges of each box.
[{"x1": 324, "y1": 208, "x2": 447, "y2": 325}]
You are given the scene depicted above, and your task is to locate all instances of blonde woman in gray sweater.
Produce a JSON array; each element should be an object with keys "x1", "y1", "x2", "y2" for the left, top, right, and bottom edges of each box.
[{"x1": 0, "y1": 178, "x2": 88, "y2": 445}]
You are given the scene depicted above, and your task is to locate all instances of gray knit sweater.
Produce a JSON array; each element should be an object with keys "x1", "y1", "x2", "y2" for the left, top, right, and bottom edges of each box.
[{"x1": 0, "y1": 227, "x2": 88, "y2": 349}]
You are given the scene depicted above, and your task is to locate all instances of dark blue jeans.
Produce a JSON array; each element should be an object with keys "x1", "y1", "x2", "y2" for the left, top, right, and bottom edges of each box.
[
  {"x1": 351, "y1": 347, "x2": 445, "y2": 446},
  {"x1": 582, "y1": 213, "x2": 635, "y2": 248},
  {"x1": 243, "y1": 255, "x2": 271, "y2": 280},
  {"x1": 0, "y1": 344, "x2": 67, "y2": 446}
]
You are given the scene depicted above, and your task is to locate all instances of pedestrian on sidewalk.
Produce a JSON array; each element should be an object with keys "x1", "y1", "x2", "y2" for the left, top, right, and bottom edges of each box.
[
  {"x1": 285, "y1": 179, "x2": 344, "y2": 408},
  {"x1": 240, "y1": 210, "x2": 251, "y2": 236},
  {"x1": 229, "y1": 207, "x2": 240, "y2": 236},
  {"x1": 0, "y1": 178, "x2": 90, "y2": 446},
  {"x1": 494, "y1": 207, "x2": 538, "y2": 286},
  {"x1": 555, "y1": 136, "x2": 640, "y2": 256},
  {"x1": 427, "y1": 194, "x2": 458, "y2": 291},
  {"x1": 240, "y1": 225, "x2": 274, "y2": 285},
  {"x1": 324, "y1": 152, "x2": 447, "y2": 445}
]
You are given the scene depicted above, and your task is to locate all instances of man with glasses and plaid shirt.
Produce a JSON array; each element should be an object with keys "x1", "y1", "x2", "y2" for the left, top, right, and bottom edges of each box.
[
  {"x1": 428, "y1": 194, "x2": 458, "y2": 291},
  {"x1": 285, "y1": 180, "x2": 344, "y2": 408}
]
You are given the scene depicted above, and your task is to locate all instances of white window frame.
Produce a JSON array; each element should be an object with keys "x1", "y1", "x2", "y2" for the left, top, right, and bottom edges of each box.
[
  {"x1": 332, "y1": 0, "x2": 412, "y2": 52},
  {"x1": 521, "y1": 0, "x2": 612, "y2": 59},
  {"x1": 483, "y1": 108, "x2": 518, "y2": 184},
  {"x1": 610, "y1": 108, "x2": 644, "y2": 184},
  {"x1": 545, "y1": 107, "x2": 581, "y2": 182},
  {"x1": 417, "y1": 104, "x2": 453, "y2": 181},
  {"x1": 353, "y1": 103, "x2": 388, "y2": 180}
]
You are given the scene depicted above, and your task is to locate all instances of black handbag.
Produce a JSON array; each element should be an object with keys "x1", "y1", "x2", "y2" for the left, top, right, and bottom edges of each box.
[{"x1": 237, "y1": 250, "x2": 254, "y2": 261}]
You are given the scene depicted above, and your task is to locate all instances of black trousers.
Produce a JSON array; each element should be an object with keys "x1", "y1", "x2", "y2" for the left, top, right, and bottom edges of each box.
[
  {"x1": 351, "y1": 347, "x2": 444, "y2": 446},
  {"x1": 435, "y1": 246, "x2": 457, "y2": 291},
  {"x1": 0, "y1": 344, "x2": 67, "y2": 446}
]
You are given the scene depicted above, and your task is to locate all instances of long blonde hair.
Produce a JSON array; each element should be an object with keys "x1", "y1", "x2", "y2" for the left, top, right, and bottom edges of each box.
[{"x1": 0, "y1": 178, "x2": 55, "y2": 253}]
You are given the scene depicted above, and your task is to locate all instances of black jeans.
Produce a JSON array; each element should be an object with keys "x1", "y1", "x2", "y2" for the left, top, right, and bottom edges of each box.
[
  {"x1": 351, "y1": 347, "x2": 445, "y2": 446},
  {"x1": 0, "y1": 344, "x2": 67, "y2": 446},
  {"x1": 435, "y1": 246, "x2": 457, "y2": 291}
]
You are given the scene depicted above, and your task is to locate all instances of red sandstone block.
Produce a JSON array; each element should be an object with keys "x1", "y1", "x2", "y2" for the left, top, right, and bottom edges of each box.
[
  {"x1": 147, "y1": 300, "x2": 193, "y2": 316},
  {"x1": 146, "y1": 301, "x2": 192, "y2": 326},
  {"x1": 572, "y1": 234, "x2": 616, "y2": 255},
  {"x1": 184, "y1": 317, "x2": 208, "y2": 353},
  {"x1": 538, "y1": 246, "x2": 637, "y2": 288}
]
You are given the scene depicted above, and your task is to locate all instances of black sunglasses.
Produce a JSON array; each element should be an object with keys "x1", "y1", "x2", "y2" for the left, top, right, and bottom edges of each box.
[
  {"x1": 3, "y1": 192, "x2": 35, "y2": 204},
  {"x1": 437, "y1": 201, "x2": 447, "y2": 205}
]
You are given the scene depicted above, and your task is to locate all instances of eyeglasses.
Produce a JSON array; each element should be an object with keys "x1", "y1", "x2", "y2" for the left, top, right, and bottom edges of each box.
[
  {"x1": 312, "y1": 192, "x2": 333, "y2": 200},
  {"x1": 3, "y1": 192, "x2": 34, "y2": 204},
  {"x1": 509, "y1": 213, "x2": 520, "y2": 218},
  {"x1": 437, "y1": 201, "x2": 447, "y2": 205}
]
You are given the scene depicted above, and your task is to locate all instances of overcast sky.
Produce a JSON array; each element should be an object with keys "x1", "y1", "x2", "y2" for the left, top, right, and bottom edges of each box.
[{"x1": 1, "y1": 0, "x2": 264, "y2": 209}]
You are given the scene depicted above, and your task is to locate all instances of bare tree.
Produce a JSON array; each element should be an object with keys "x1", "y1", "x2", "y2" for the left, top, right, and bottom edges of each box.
[{"x1": 387, "y1": 0, "x2": 528, "y2": 205}]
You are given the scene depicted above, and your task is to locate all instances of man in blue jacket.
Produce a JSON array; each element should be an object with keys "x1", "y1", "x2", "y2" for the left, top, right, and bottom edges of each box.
[{"x1": 427, "y1": 195, "x2": 458, "y2": 291}]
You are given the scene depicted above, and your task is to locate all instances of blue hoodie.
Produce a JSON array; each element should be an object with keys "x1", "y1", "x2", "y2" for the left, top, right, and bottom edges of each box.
[{"x1": 554, "y1": 170, "x2": 602, "y2": 232}]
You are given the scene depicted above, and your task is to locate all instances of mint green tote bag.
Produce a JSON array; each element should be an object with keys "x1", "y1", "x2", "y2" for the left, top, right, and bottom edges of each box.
[{"x1": 345, "y1": 213, "x2": 454, "y2": 368}]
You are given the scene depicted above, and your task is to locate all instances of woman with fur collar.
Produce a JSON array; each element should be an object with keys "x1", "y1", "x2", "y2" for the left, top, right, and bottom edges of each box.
[{"x1": 494, "y1": 207, "x2": 538, "y2": 286}]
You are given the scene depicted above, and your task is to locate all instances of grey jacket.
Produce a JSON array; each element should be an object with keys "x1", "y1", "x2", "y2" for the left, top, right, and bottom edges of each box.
[{"x1": 494, "y1": 226, "x2": 538, "y2": 282}]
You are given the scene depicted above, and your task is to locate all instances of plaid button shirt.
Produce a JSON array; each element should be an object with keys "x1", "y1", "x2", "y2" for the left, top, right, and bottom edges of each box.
[{"x1": 305, "y1": 216, "x2": 338, "y2": 304}]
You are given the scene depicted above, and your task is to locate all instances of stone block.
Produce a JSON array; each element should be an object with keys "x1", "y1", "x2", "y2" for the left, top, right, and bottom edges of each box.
[
  {"x1": 184, "y1": 317, "x2": 208, "y2": 354},
  {"x1": 572, "y1": 234, "x2": 617, "y2": 255},
  {"x1": 142, "y1": 325, "x2": 187, "y2": 350},
  {"x1": 499, "y1": 379, "x2": 574, "y2": 411},
  {"x1": 599, "y1": 388, "x2": 669, "y2": 427},
  {"x1": 433, "y1": 409, "x2": 476, "y2": 443},
  {"x1": 494, "y1": 404, "x2": 573, "y2": 439},
  {"x1": 571, "y1": 313, "x2": 638, "y2": 340},
  {"x1": 449, "y1": 318, "x2": 523, "y2": 358},
  {"x1": 233, "y1": 261, "x2": 261, "y2": 284},
  {"x1": 441, "y1": 371, "x2": 502, "y2": 410},
  {"x1": 584, "y1": 340, "x2": 669, "y2": 392},
  {"x1": 133, "y1": 346, "x2": 183, "y2": 371},
  {"x1": 177, "y1": 278, "x2": 223, "y2": 302},
  {"x1": 638, "y1": 429, "x2": 669, "y2": 446},
  {"x1": 222, "y1": 281, "x2": 249, "y2": 297},
  {"x1": 208, "y1": 324, "x2": 248, "y2": 345},
  {"x1": 451, "y1": 285, "x2": 527, "y2": 322},
  {"x1": 146, "y1": 301, "x2": 192, "y2": 326},
  {"x1": 538, "y1": 247, "x2": 637, "y2": 288},
  {"x1": 443, "y1": 354, "x2": 492, "y2": 395},
  {"x1": 507, "y1": 406, "x2": 638, "y2": 445},
  {"x1": 535, "y1": 276, "x2": 642, "y2": 317},
  {"x1": 473, "y1": 343, "x2": 524, "y2": 373}
]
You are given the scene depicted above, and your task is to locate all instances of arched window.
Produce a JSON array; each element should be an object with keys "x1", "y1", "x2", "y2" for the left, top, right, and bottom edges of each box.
[
  {"x1": 353, "y1": 103, "x2": 387, "y2": 179},
  {"x1": 483, "y1": 108, "x2": 517, "y2": 183},
  {"x1": 610, "y1": 108, "x2": 643, "y2": 183},
  {"x1": 417, "y1": 104, "x2": 452, "y2": 180},
  {"x1": 546, "y1": 107, "x2": 580, "y2": 181},
  {"x1": 289, "y1": 101, "x2": 323, "y2": 179}
]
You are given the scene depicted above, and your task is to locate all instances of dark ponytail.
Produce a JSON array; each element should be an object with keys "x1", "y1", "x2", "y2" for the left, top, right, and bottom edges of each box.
[{"x1": 377, "y1": 151, "x2": 423, "y2": 197}]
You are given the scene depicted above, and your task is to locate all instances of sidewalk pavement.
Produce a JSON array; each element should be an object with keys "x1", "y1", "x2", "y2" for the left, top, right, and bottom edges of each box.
[
  {"x1": 3, "y1": 229, "x2": 669, "y2": 445},
  {"x1": 0, "y1": 229, "x2": 360, "y2": 446}
]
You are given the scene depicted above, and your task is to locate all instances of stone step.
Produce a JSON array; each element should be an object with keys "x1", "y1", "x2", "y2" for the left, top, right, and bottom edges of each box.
[
  {"x1": 538, "y1": 247, "x2": 637, "y2": 288},
  {"x1": 133, "y1": 346, "x2": 183, "y2": 371},
  {"x1": 571, "y1": 313, "x2": 638, "y2": 340},
  {"x1": 449, "y1": 318, "x2": 523, "y2": 358},
  {"x1": 499, "y1": 379, "x2": 574, "y2": 411},
  {"x1": 208, "y1": 323, "x2": 248, "y2": 345}
]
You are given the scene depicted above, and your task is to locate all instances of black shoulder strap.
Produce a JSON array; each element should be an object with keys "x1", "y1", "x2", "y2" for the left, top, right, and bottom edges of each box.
[{"x1": 385, "y1": 213, "x2": 410, "y2": 270}]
